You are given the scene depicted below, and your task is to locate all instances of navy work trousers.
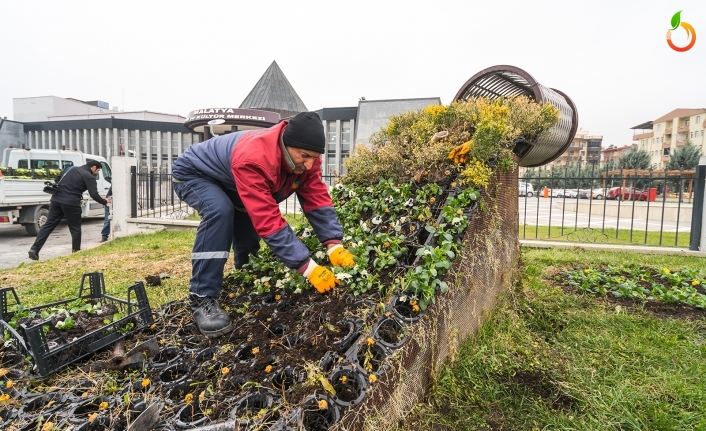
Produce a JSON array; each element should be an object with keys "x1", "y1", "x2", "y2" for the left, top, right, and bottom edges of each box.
[
  {"x1": 173, "y1": 178, "x2": 260, "y2": 297},
  {"x1": 31, "y1": 201, "x2": 83, "y2": 253}
]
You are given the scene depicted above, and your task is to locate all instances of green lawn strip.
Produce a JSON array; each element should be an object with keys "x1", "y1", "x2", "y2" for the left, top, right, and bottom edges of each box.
[
  {"x1": 519, "y1": 224, "x2": 690, "y2": 248},
  {"x1": 0, "y1": 215, "x2": 305, "y2": 309},
  {"x1": 396, "y1": 248, "x2": 706, "y2": 430}
]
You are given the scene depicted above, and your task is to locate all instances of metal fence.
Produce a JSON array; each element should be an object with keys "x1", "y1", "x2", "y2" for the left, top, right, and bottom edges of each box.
[
  {"x1": 519, "y1": 164, "x2": 698, "y2": 247},
  {"x1": 129, "y1": 167, "x2": 339, "y2": 220},
  {"x1": 129, "y1": 166, "x2": 704, "y2": 250}
]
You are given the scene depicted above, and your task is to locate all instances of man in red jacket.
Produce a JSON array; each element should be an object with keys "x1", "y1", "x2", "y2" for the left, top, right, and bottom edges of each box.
[{"x1": 172, "y1": 112, "x2": 354, "y2": 338}]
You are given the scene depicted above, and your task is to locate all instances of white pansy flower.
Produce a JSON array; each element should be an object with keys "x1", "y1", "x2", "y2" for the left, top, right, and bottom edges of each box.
[
  {"x1": 348, "y1": 190, "x2": 356, "y2": 198},
  {"x1": 360, "y1": 269, "x2": 369, "y2": 279},
  {"x1": 360, "y1": 221, "x2": 370, "y2": 232},
  {"x1": 335, "y1": 183, "x2": 345, "y2": 190},
  {"x1": 371, "y1": 216, "x2": 382, "y2": 225},
  {"x1": 451, "y1": 217, "x2": 462, "y2": 226},
  {"x1": 400, "y1": 216, "x2": 407, "y2": 224},
  {"x1": 301, "y1": 229, "x2": 312, "y2": 238},
  {"x1": 335, "y1": 273, "x2": 353, "y2": 280},
  {"x1": 315, "y1": 250, "x2": 326, "y2": 260},
  {"x1": 276, "y1": 279, "x2": 286, "y2": 288},
  {"x1": 384, "y1": 196, "x2": 394, "y2": 203},
  {"x1": 366, "y1": 186, "x2": 374, "y2": 193},
  {"x1": 404, "y1": 198, "x2": 414, "y2": 207}
]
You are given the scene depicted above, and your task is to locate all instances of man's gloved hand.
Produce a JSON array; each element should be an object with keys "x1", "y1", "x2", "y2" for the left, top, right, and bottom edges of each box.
[
  {"x1": 327, "y1": 244, "x2": 355, "y2": 268},
  {"x1": 303, "y1": 259, "x2": 339, "y2": 293}
]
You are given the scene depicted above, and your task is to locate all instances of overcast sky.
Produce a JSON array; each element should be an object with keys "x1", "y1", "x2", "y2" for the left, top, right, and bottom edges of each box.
[{"x1": 1, "y1": 0, "x2": 704, "y2": 147}]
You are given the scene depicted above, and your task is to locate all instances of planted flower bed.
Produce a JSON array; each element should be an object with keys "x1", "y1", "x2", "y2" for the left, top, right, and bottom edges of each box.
[{"x1": 0, "y1": 96, "x2": 561, "y2": 430}]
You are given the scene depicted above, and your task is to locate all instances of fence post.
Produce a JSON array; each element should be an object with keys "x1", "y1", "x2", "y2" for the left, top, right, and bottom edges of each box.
[
  {"x1": 149, "y1": 170, "x2": 156, "y2": 210},
  {"x1": 690, "y1": 157, "x2": 706, "y2": 251},
  {"x1": 130, "y1": 166, "x2": 137, "y2": 218}
]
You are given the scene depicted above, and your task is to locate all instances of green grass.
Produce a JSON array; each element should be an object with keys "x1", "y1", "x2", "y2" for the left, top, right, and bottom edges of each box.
[
  {"x1": 395, "y1": 248, "x2": 706, "y2": 430},
  {"x1": 519, "y1": 224, "x2": 691, "y2": 248},
  {"x1": 0, "y1": 215, "x2": 305, "y2": 309}
]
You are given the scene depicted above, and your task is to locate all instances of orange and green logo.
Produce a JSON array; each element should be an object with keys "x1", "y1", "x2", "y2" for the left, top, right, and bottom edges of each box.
[{"x1": 667, "y1": 11, "x2": 696, "y2": 52}]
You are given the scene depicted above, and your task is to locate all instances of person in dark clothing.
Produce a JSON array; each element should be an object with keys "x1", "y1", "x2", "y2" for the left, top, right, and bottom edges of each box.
[
  {"x1": 171, "y1": 112, "x2": 355, "y2": 338},
  {"x1": 28, "y1": 160, "x2": 111, "y2": 260},
  {"x1": 101, "y1": 185, "x2": 112, "y2": 242}
]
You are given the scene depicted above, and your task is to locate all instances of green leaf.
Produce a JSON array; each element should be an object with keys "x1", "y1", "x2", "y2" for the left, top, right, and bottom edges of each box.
[{"x1": 671, "y1": 11, "x2": 681, "y2": 30}]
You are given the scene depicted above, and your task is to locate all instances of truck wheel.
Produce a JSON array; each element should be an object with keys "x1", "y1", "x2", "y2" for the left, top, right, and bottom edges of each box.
[{"x1": 25, "y1": 207, "x2": 49, "y2": 236}]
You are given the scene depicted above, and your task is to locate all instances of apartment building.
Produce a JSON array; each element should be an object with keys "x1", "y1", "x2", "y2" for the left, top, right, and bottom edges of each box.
[
  {"x1": 543, "y1": 129, "x2": 603, "y2": 169},
  {"x1": 632, "y1": 108, "x2": 706, "y2": 169},
  {"x1": 602, "y1": 144, "x2": 637, "y2": 166}
]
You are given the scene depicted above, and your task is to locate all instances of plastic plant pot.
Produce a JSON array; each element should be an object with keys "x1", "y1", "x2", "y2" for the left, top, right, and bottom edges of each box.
[
  {"x1": 67, "y1": 396, "x2": 113, "y2": 425},
  {"x1": 389, "y1": 294, "x2": 424, "y2": 324},
  {"x1": 0, "y1": 405, "x2": 17, "y2": 428},
  {"x1": 261, "y1": 291, "x2": 284, "y2": 306},
  {"x1": 159, "y1": 363, "x2": 191, "y2": 387},
  {"x1": 371, "y1": 317, "x2": 409, "y2": 350},
  {"x1": 332, "y1": 319, "x2": 362, "y2": 354},
  {"x1": 165, "y1": 380, "x2": 203, "y2": 406},
  {"x1": 174, "y1": 399, "x2": 220, "y2": 429},
  {"x1": 275, "y1": 298, "x2": 297, "y2": 314},
  {"x1": 354, "y1": 340, "x2": 389, "y2": 376},
  {"x1": 229, "y1": 391, "x2": 278, "y2": 429},
  {"x1": 227, "y1": 294, "x2": 251, "y2": 307},
  {"x1": 329, "y1": 366, "x2": 368, "y2": 408},
  {"x1": 267, "y1": 323, "x2": 289, "y2": 338},
  {"x1": 17, "y1": 391, "x2": 66, "y2": 419},
  {"x1": 221, "y1": 374, "x2": 247, "y2": 393},
  {"x1": 0, "y1": 351, "x2": 26, "y2": 368},
  {"x1": 319, "y1": 351, "x2": 339, "y2": 374},
  {"x1": 296, "y1": 394, "x2": 341, "y2": 431},
  {"x1": 234, "y1": 343, "x2": 259, "y2": 363},
  {"x1": 183, "y1": 335, "x2": 209, "y2": 351},
  {"x1": 149, "y1": 346, "x2": 183, "y2": 369},
  {"x1": 270, "y1": 366, "x2": 304, "y2": 391},
  {"x1": 194, "y1": 346, "x2": 220, "y2": 363}
]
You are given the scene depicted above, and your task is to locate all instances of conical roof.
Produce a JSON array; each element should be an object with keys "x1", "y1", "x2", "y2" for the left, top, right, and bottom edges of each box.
[{"x1": 239, "y1": 61, "x2": 308, "y2": 119}]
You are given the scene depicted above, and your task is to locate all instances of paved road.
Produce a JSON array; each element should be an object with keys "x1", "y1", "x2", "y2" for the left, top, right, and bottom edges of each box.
[
  {"x1": 519, "y1": 197, "x2": 692, "y2": 232},
  {"x1": 0, "y1": 218, "x2": 106, "y2": 270}
]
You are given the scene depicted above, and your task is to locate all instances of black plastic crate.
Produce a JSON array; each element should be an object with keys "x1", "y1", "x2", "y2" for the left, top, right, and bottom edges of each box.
[{"x1": 0, "y1": 272, "x2": 153, "y2": 378}]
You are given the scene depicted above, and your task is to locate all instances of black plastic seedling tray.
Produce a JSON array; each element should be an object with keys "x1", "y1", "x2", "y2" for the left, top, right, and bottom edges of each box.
[{"x1": 0, "y1": 272, "x2": 153, "y2": 377}]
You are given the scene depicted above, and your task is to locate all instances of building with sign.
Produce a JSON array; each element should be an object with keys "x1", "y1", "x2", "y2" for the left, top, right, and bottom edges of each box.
[{"x1": 3, "y1": 60, "x2": 444, "y2": 175}]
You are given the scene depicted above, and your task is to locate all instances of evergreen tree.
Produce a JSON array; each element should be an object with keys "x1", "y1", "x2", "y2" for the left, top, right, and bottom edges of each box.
[
  {"x1": 618, "y1": 149, "x2": 652, "y2": 170},
  {"x1": 666, "y1": 142, "x2": 702, "y2": 170}
]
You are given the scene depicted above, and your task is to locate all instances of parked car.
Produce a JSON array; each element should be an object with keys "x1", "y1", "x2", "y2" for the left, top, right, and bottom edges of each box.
[
  {"x1": 606, "y1": 187, "x2": 648, "y2": 201},
  {"x1": 563, "y1": 189, "x2": 579, "y2": 198},
  {"x1": 621, "y1": 187, "x2": 649, "y2": 201},
  {"x1": 549, "y1": 188, "x2": 567, "y2": 198},
  {"x1": 606, "y1": 187, "x2": 622, "y2": 200},
  {"x1": 578, "y1": 188, "x2": 604, "y2": 199},
  {"x1": 519, "y1": 182, "x2": 535, "y2": 197}
]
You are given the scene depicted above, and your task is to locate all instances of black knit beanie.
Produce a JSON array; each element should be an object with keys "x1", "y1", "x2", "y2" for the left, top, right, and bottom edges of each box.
[{"x1": 282, "y1": 112, "x2": 326, "y2": 154}]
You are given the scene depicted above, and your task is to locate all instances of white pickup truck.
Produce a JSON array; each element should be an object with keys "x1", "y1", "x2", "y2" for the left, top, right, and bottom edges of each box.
[{"x1": 0, "y1": 149, "x2": 112, "y2": 235}]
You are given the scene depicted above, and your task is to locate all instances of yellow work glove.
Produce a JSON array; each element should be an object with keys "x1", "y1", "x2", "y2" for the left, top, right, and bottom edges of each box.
[
  {"x1": 448, "y1": 140, "x2": 473, "y2": 165},
  {"x1": 327, "y1": 244, "x2": 355, "y2": 268},
  {"x1": 303, "y1": 259, "x2": 339, "y2": 294}
]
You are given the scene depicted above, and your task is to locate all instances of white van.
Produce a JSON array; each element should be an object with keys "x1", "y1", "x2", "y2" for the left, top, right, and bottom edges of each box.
[{"x1": 518, "y1": 182, "x2": 535, "y2": 197}]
